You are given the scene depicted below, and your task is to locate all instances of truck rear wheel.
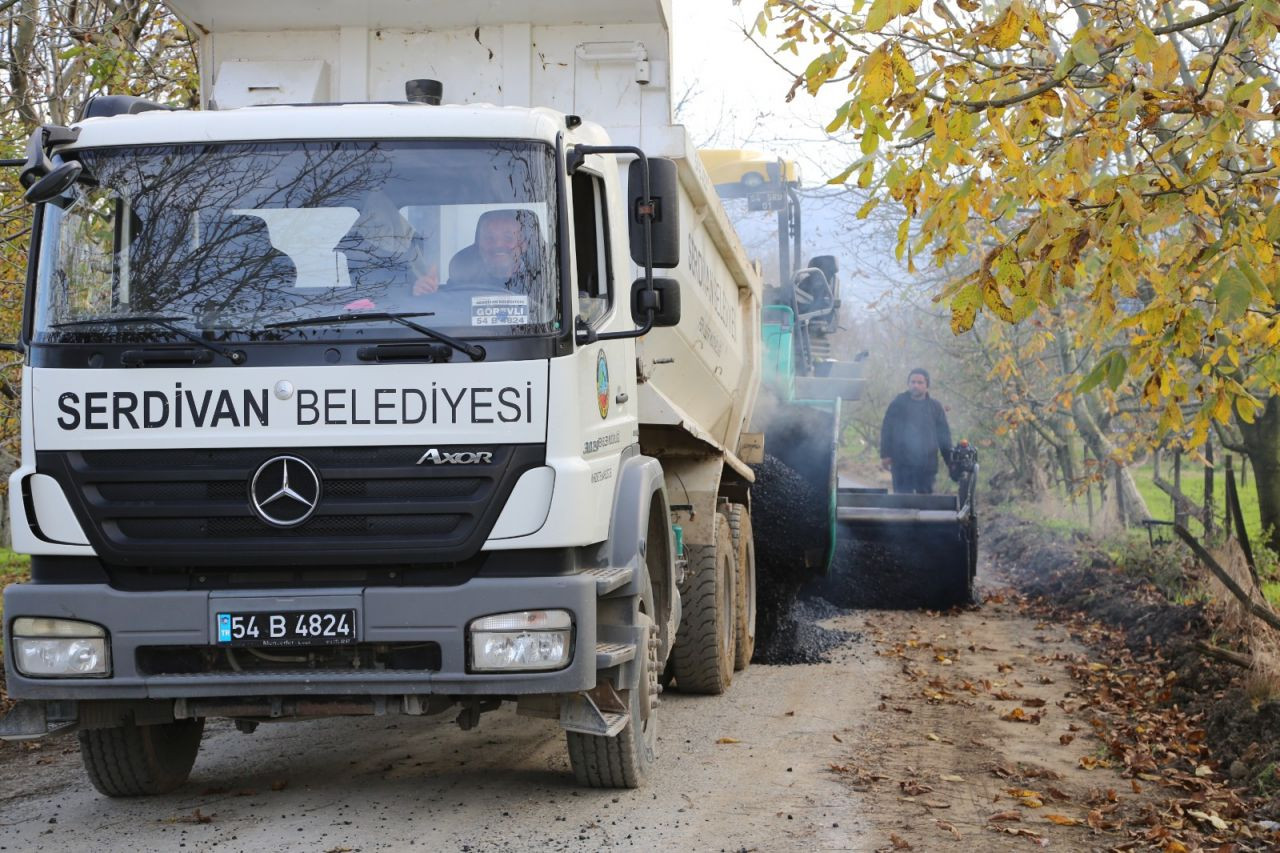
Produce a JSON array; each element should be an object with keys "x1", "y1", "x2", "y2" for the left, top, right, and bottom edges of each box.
[
  {"x1": 672, "y1": 513, "x2": 736, "y2": 694},
  {"x1": 78, "y1": 717, "x2": 205, "y2": 797},
  {"x1": 567, "y1": 613, "x2": 658, "y2": 788},
  {"x1": 727, "y1": 504, "x2": 756, "y2": 670}
]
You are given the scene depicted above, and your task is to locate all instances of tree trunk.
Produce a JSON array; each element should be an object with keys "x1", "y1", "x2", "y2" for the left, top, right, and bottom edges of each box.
[
  {"x1": 1236, "y1": 395, "x2": 1280, "y2": 554},
  {"x1": 1070, "y1": 395, "x2": 1151, "y2": 526}
]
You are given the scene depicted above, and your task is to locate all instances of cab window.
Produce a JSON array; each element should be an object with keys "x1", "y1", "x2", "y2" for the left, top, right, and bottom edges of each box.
[{"x1": 572, "y1": 171, "x2": 612, "y2": 326}]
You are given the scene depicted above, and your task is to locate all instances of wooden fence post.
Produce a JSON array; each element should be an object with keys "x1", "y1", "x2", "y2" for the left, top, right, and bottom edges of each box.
[
  {"x1": 1224, "y1": 455, "x2": 1233, "y2": 533},
  {"x1": 1174, "y1": 449, "x2": 1187, "y2": 529},
  {"x1": 1204, "y1": 439, "x2": 1214, "y2": 538}
]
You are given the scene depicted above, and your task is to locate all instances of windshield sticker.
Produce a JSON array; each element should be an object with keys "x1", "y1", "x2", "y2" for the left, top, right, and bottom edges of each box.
[{"x1": 471, "y1": 294, "x2": 529, "y2": 327}]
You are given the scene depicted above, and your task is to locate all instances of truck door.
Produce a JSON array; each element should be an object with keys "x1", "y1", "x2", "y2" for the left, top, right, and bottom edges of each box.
[{"x1": 572, "y1": 167, "x2": 635, "y2": 490}]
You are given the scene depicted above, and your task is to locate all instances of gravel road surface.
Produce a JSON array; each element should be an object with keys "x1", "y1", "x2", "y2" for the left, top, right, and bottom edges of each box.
[
  {"x1": 0, "y1": 624, "x2": 879, "y2": 853},
  {"x1": 2, "y1": 568, "x2": 1175, "y2": 852}
]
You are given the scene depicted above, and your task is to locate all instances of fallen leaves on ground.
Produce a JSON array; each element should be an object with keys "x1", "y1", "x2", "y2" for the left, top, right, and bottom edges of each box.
[{"x1": 1000, "y1": 707, "x2": 1042, "y2": 724}]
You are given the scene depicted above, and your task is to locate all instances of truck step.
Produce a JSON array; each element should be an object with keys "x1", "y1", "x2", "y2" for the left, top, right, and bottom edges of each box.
[
  {"x1": 595, "y1": 642, "x2": 637, "y2": 669},
  {"x1": 585, "y1": 566, "x2": 633, "y2": 596}
]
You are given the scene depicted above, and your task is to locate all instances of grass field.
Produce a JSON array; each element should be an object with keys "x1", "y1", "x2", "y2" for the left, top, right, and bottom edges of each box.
[
  {"x1": 1130, "y1": 458, "x2": 1265, "y2": 544},
  {"x1": 1128, "y1": 460, "x2": 1280, "y2": 605}
]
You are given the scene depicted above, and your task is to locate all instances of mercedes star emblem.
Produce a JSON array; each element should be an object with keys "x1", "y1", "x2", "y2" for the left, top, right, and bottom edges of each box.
[{"x1": 249, "y1": 455, "x2": 321, "y2": 528}]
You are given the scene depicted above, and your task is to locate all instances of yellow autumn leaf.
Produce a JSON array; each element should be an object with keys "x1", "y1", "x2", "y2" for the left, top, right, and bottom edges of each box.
[
  {"x1": 1237, "y1": 395, "x2": 1258, "y2": 424},
  {"x1": 1132, "y1": 24, "x2": 1157, "y2": 64},
  {"x1": 858, "y1": 160, "x2": 875, "y2": 188},
  {"x1": 987, "y1": 6, "x2": 1023, "y2": 50},
  {"x1": 1005, "y1": 788, "x2": 1040, "y2": 798},
  {"x1": 1044, "y1": 814, "x2": 1079, "y2": 826},
  {"x1": 1152, "y1": 39, "x2": 1179, "y2": 89},
  {"x1": 950, "y1": 283, "x2": 982, "y2": 334},
  {"x1": 983, "y1": 278, "x2": 1017, "y2": 323},
  {"x1": 890, "y1": 44, "x2": 916, "y2": 92},
  {"x1": 861, "y1": 46, "x2": 895, "y2": 103},
  {"x1": 987, "y1": 110, "x2": 1023, "y2": 164},
  {"x1": 1026, "y1": 10, "x2": 1048, "y2": 43}
]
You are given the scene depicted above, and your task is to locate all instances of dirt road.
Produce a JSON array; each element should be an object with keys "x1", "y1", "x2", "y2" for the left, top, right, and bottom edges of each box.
[
  {"x1": 0, "y1": 632, "x2": 882, "y2": 852},
  {"x1": 0, "y1": 578, "x2": 1197, "y2": 852}
]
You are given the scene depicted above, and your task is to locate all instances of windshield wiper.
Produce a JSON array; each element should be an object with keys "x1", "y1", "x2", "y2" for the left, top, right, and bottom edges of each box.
[
  {"x1": 266, "y1": 311, "x2": 486, "y2": 362},
  {"x1": 50, "y1": 314, "x2": 246, "y2": 365}
]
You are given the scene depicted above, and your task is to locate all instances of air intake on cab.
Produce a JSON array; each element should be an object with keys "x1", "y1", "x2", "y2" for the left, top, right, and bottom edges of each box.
[{"x1": 406, "y1": 79, "x2": 443, "y2": 105}]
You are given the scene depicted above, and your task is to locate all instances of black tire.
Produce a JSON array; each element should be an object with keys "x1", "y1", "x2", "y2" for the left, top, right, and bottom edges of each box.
[
  {"x1": 936, "y1": 526, "x2": 977, "y2": 609},
  {"x1": 78, "y1": 718, "x2": 205, "y2": 797},
  {"x1": 567, "y1": 613, "x2": 659, "y2": 788},
  {"x1": 727, "y1": 504, "x2": 757, "y2": 671},
  {"x1": 672, "y1": 514, "x2": 736, "y2": 694}
]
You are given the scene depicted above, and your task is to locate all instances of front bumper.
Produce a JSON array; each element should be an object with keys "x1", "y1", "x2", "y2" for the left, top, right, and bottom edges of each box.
[{"x1": 3, "y1": 575, "x2": 598, "y2": 700}]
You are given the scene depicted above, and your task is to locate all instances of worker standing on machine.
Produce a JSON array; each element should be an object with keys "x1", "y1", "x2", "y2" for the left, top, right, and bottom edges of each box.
[{"x1": 879, "y1": 368, "x2": 953, "y2": 494}]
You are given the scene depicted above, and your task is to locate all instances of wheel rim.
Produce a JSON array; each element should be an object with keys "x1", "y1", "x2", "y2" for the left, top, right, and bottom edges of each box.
[{"x1": 636, "y1": 613, "x2": 658, "y2": 755}]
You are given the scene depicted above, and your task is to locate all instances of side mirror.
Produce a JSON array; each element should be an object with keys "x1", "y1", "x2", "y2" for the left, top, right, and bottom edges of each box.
[
  {"x1": 631, "y1": 277, "x2": 680, "y2": 328},
  {"x1": 24, "y1": 160, "x2": 82, "y2": 204},
  {"x1": 629, "y1": 158, "x2": 680, "y2": 269}
]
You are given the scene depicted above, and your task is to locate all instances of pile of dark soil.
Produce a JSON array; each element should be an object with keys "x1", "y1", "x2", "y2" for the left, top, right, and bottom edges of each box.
[{"x1": 984, "y1": 514, "x2": 1280, "y2": 796}]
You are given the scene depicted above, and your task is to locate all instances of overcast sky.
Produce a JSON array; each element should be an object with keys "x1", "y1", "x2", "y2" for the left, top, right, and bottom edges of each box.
[
  {"x1": 667, "y1": 1, "x2": 913, "y2": 306},
  {"x1": 669, "y1": 0, "x2": 852, "y2": 179}
]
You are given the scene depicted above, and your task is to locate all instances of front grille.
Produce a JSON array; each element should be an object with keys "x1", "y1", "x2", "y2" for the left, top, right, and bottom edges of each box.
[
  {"x1": 38, "y1": 444, "x2": 544, "y2": 567},
  {"x1": 137, "y1": 642, "x2": 441, "y2": 675}
]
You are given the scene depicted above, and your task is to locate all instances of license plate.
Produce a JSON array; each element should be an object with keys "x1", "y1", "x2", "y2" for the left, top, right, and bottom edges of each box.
[{"x1": 215, "y1": 609, "x2": 357, "y2": 647}]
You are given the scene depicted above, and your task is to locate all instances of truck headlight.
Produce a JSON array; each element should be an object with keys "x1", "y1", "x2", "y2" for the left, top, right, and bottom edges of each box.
[
  {"x1": 11, "y1": 617, "x2": 110, "y2": 677},
  {"x1": 469, "y1": 610, "x2": 572, "y2": 672}
]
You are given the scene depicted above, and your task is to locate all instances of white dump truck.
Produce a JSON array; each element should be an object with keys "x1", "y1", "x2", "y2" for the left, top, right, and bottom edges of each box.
[{"x1": 0, "y1": 0, "x2": 769, "y2": 792}]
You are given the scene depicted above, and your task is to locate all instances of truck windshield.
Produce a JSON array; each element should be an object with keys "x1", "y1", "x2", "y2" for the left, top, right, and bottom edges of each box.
[{"x1": 31, "y1": 140, "x2": 560, "y2": 344}]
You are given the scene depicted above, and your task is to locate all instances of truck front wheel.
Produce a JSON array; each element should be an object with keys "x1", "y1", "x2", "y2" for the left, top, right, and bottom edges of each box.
[
  {"x1": 672, "y1": 513, "x2": 737, "y2": 694},
  {"x1": 567, "y1": 612, "x2": 658, "y2": 788},
  {"x1": 78, "y1": 717, "x2": 205, "y2": 797}
]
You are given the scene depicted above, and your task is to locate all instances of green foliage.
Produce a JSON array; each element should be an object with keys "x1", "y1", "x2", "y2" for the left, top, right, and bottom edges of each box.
[
  {"x1": 761, "y1": 0, "x2": 1280, "y2": 471},
  {"x1": 0, "y1": 549, "x2": 31, "y2": 655},
  {"x1": 1110, "y1": 535, "x2": 1199, "y2": 604},
  {"x1": 0, "y1": 2, "x2": 197, "y2": 492}
]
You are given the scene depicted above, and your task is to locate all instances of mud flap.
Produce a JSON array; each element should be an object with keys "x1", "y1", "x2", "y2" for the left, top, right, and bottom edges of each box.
[
  {"x1": 560, "y1": 683, "x2": 629, "y2": 737},
  {"x1": 0, "y1": 701, "x2": 79, "y2": 741}
]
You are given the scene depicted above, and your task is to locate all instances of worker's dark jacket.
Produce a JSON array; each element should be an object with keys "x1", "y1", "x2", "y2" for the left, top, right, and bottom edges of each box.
[{"x1": 879, "y1": 392, "x2": 952, "y2": 473}]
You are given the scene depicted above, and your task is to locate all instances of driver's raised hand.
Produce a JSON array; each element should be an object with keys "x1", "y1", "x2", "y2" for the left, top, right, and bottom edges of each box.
[{"x1": 412, "y1": 264, "x2": 440, "y2": 296}]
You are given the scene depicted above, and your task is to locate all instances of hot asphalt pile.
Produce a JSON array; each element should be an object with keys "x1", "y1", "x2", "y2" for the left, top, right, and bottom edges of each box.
[{"x1": 750, "y1": 453, "x2": 858, "y2": 665}]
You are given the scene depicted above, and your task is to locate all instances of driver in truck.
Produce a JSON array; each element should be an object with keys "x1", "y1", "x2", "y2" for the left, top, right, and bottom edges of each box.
[{"x1": 412, "y1": 208, "x2": 541, "y2": 296}]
